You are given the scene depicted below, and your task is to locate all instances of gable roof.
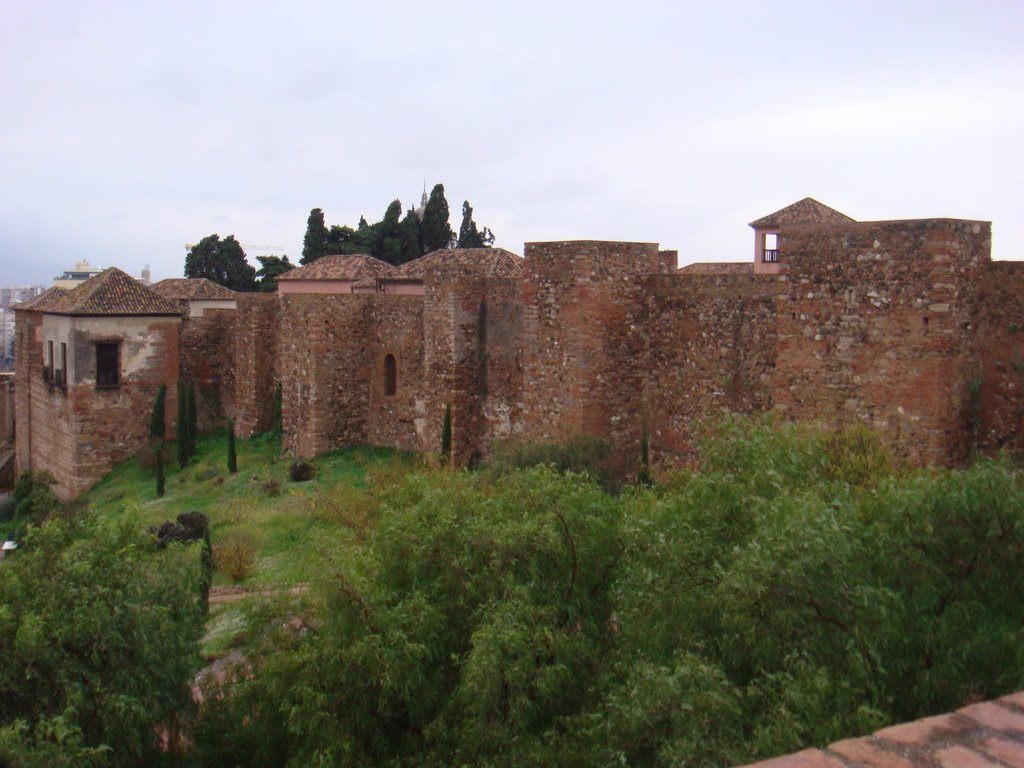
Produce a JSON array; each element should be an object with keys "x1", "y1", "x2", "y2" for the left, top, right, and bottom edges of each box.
[
  {"x1": 151, "y1": 278, "x2": 238, "y2": 301},
  {"x1": 15, "y1": 286, "x2": 67, "y2": 311},
  {"x1": 749, "y1": 197, "x2": 855, "y2": 228},
  {"x1": 387, "y1": 248, "x2": 523, "y2": 281},
  {"x1": 277, "y1": 254, "x2": 394, "y2": 282},
  {"x1": 46, "y1": 268, "x2": 182, "y2": 316}
]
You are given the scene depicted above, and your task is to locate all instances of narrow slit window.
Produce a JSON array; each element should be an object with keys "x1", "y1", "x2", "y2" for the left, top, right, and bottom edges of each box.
[
  {"x1": 96, "y1": 342, "x2": 120, "y2": 388},
  {"x1": 384, "y1": 354, "x2": 397, "y2": 396},
  {"x1": 44, "y1": 340, "x2": 53, "y2": 383}
]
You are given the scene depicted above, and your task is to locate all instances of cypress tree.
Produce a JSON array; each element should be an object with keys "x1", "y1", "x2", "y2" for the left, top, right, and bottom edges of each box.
[
  {"x1": 639, "y1": 419, "x2": 651, "y2": 486},
  {"x1": 421, "y1": 184, "x2": 454, "y2": 252},
  {"x1": 149, "y1": 384, "x2": 166, "y2": 441},
  {"x1": 186, "y1": 382, "x2": 197, "y2": 461},
  {"x1": 301, "y1": 208, "x2": 328, "y2": 265},
  {"x1": 273, "y1": 382, "x2": 283, "y2": 437},
  {"x1": 177, "y1": 381, "x2": 188, "y2": 469},
  {"x1": 227, "y1": 419, "x2": 237, "y2": 474},
  {"x1": 155, "y1": 441, "x2": 165, "y2": 497},
  {"x1": 441, "y1": 404, "x2": 452, "y2": 465}
]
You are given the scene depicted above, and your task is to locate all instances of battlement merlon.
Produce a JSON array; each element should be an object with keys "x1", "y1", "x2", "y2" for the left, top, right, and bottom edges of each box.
[{"x1": 523, "y1": 241, "x2": 664, "y2": 282}]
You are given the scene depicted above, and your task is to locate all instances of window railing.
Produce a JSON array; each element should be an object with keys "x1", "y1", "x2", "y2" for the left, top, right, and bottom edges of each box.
[{"x1": 763, "y1": 248, "x2": 779, "y2": 263}]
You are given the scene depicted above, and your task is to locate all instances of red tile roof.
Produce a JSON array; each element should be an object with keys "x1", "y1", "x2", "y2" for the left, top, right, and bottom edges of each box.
[
  {"x1": 45, "y1": 268, "x2": 181, "y2": 316},
  {"x1": 277, "y1": 254, "x2": 394, "y2": 282},
  {"x1": 14, "y1": 286, "x2": 67, "y2": 311},
  {"x1": 739, "y1": 691, "x2": 1024, "y2": 768},
  {"x1": 387, "y1": 248, "x2": 523, "y2": 281},
  {"x1": 150, "y1": 278, "x2": 238, "y2": 301},
  {"x1": 749, "y1": 198, "x2": 855, "y2": 229}
]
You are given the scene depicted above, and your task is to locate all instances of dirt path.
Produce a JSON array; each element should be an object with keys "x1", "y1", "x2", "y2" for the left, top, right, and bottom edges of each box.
[{"x1": 208, "y1": 584, "x2": 308, "y2": 604}]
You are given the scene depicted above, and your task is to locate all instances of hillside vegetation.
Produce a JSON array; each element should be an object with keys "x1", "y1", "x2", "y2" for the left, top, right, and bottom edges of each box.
[{"x1": 3, "y1": 418, "x2": 1024, "y2": 766}]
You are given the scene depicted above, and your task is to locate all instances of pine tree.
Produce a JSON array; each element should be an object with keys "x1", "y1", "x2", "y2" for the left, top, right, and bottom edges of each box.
[
  {"x1": 177, "y1": 381, "x2": 188, "y2": 469},
  {"x1": 301, "y1": 208, "x2": 328, "y2": 265},
  {"x1": 227, "y1": 419, "x2": 237, "y2": 474},
  {"x1": 421, "y1": 184, "x2": 454, "y2": 252},
  {"x1": 184, "y1": 235, "x2": 257, "y2": 291}
]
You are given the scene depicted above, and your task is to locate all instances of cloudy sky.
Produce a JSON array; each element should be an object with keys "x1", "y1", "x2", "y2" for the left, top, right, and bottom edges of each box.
[{"x1": 2, "y1": 1, "x2": 1021, "y2": 285}]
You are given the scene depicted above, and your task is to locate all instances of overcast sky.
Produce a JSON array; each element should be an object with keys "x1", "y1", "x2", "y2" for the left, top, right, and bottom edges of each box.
[{"x1": 2, "y1": 0, "x2": 1022, "y2": 285}]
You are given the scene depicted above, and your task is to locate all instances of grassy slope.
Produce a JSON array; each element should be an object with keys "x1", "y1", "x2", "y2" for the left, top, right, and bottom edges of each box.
[{"x1": 83, "y1": 431, "x2": 409, "y2": 656}]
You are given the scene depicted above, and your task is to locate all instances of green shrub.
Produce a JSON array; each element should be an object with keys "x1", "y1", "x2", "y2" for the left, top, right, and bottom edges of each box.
[
  {"x1": 488, "y1": 435, "x2": 619, "y2": 492},
  {"x1": 213, "y1": 533, "x2": 256, "y2": 583},
  {"x1": 288, "y1": 461, "x2": 317, "y2": 482}
]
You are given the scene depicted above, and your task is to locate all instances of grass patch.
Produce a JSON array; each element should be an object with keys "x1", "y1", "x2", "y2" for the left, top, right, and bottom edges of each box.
[{"x1": 82, "y1": 432, "x2": 412, "y2": 655}]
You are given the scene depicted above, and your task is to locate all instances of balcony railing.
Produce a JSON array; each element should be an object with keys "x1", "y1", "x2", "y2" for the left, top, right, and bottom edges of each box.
[{"x1": 763, "y1": 248, "x2": 779, "y2": 263}]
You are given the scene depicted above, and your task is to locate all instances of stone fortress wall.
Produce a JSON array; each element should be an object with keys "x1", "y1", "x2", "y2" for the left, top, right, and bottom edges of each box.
[
  {"x1": 15, "y1": 203, "x2": 1024, "y2": 499},
  {"x1": 200, "y1": 215, "x2": 1020, "y2": 477}
]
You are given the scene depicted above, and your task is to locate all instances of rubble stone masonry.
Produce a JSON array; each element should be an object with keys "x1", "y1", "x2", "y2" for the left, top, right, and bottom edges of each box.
[{"x1": 15, "y1": 215, "x2": 1022, "y2": 499}]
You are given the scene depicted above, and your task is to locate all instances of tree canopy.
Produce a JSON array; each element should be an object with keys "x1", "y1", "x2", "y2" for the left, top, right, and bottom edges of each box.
[
  {"x1": 305, "y1": 183, "x2": 495, "y2": 267},
  {"x1": 300, "y1": 208, "x2": 328, "y2": 265},
  {"x1": 420, "y1": 183, "x2": 455, "y2": 252},
  {"x1": 457, "y1": 200, "x2": 495, "y2": 249},
  {"x1": 184, "y1": 235, "x2": 257, "y2": 291},
  {"x1": 0, "y1": 514, "x2": 205, "y2": 766},
  {"x1": 255, "y1": 254, "x2": 295, "y2": 292},
  {"x1": 190, "y1": 417, "x2": 1024, "y2": 766}
]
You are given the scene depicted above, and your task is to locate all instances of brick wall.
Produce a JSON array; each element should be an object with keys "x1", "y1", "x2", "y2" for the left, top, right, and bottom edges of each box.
[
  {"x1": 232, "y1": 295, "x2": 279, "y2": 438},
  {"x1": 181, "y1": 308, "x2": 236, "y2": 434},
  {"x1": 645, "y1": 273, "x2": 778, "y2": 465},
  {"x1": 15, "y1": 314, "x2": 180, "y2": 499},
  {"x1": 366, "y1": 295, "x2": 426, "y2": 452},
  {"x1": 771, "y1": 219, "x2": 990, "y2": 466},
  {"x1": 278, "y1": 294, "x2": 374, "y2": 458},
  {"x1": 974, "y1": 261, "x2": 1024, "y2": 455},
  {"x1": 519, "y1": 241, "x2": 660, "y2": 471}
]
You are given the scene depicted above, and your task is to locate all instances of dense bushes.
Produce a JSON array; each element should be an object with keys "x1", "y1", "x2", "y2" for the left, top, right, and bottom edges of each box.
[
  {"x1": 0, "y1": 514, "x2": 205, "y2": 766},
  {"x1": 191, "y1": 416, "x2": 1024, "y2": 766}
]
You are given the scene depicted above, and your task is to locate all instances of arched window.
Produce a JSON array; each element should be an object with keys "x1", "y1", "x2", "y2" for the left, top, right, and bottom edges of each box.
[{"x1": 384, "y1": 354, "x2": 397, "y2": 396}]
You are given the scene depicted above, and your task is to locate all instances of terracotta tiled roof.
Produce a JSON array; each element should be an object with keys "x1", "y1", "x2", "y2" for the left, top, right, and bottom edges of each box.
[
  {"x1": 150, "y1": 278, "x2": 238, "y2": 301},
  {"x1": 14, "y1": 286, "x2": 67, "y2": 311},
  {"x1": 749, "y1": 198, "x2": 855, "y2": 229},
  {"x1": 387, "y1": 248, "x2": 523, "y2": 281},
  {"x1": 739, "y1": 690, "x2": 1024, "y2": 768},
  {"x1": 46, "y1": 268, "x2": 181, "y2": 316},
  {"x1": 277, "y1": 254, "x2": 394, "y2": 282},
  {"x1": 678, "y1": 262, "x2": 755, "y2": 275}
]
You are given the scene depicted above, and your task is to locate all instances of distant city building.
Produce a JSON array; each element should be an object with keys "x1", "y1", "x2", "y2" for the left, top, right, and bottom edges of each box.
[{"x1": 53, "y1": 260, "x2": 104, "y2": 289}]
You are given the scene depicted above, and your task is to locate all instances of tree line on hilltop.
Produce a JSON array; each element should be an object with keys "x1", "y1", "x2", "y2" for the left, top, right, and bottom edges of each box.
[{"x1": 183, "y1": 183, "x2": 495, "y2": 292}]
